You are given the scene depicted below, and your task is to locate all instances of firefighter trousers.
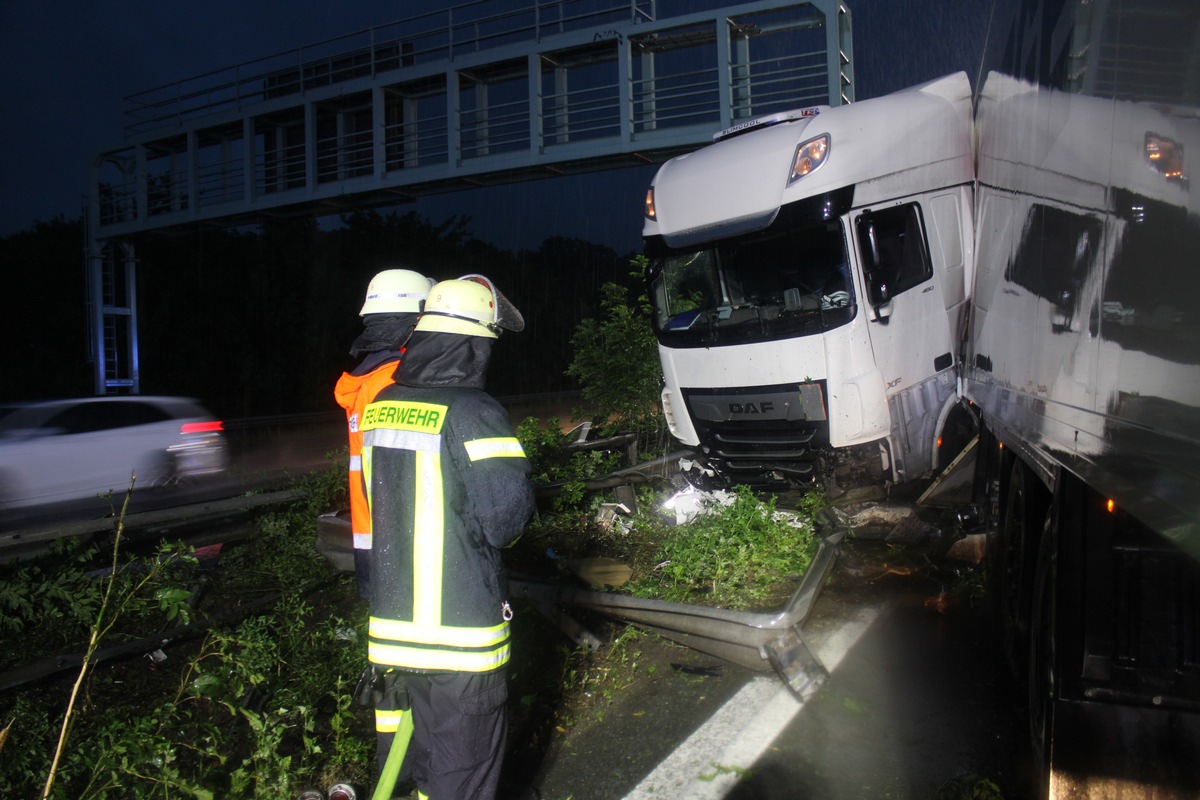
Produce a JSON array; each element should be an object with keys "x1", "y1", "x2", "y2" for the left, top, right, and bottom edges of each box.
[
  {"x1": 398, "y1": 670, "x2": 508, "y2": 800},
  {"x1": 367, "y1": 668, "x2": 508, "y2": 799}
]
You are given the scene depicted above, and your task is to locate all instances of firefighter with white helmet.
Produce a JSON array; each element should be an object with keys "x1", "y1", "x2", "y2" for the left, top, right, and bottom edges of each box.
[
  {"x1": 415, "y1": 273, "x2": 525, "y2": 338},
  {"x1": 360, "y1": 275, "x2": 533, "y2": 800},
  {"x1": 334, "y1": 268, "x2": 434, "y2": 599},
  {"x1": 358, "y1": 268, "x2": 436, "y2": 316}
]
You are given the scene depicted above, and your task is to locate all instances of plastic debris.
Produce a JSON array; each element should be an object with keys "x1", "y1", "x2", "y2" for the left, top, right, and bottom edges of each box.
[{"x1": 661, "y1": 485, "x2": 734, "y2": 525}]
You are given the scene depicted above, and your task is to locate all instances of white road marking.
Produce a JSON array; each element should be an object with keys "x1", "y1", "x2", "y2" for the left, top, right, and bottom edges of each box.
[{"x1": 621, "y1": 604, "x2": 886, "y2": 800}]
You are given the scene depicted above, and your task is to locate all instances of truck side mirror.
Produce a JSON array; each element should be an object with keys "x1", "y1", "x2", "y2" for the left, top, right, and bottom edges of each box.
[
  {"x1": 869, "y1": 276, "x2": 891, "y2": 306},
  {"x1": 869, "y1": 277, "x2": 892, "y2": 324},
  {"x1": 857, "y1": 211, "x2": 891, "y2": 323},
  {"x1": 861, "y1": 217, "x2": 881, "y2": 272}
]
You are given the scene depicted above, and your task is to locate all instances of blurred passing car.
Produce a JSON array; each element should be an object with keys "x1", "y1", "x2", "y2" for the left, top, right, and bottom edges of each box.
[{"x1": 0, "y1": 396, "x2": 229, "y2": 510}]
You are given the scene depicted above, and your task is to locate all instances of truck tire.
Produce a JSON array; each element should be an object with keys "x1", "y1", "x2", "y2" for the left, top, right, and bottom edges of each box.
[
  {"x1": 997, "y1": 460, "x2": 1050, "y2": 676},
  {"x1": 1026, "y1": 517, "x2": 1056, "y2": 797}
]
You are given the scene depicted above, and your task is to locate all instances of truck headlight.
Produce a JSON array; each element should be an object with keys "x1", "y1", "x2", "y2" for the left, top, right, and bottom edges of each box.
[
  {"x1": 788, "y1": 134, "x2": 830, "y2": 185},
  {"x1": 661, "y1": 388, "x2": 678, "y2": 435}
]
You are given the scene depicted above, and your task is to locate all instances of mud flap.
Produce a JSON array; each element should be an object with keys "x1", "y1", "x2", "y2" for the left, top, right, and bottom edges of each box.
[{"x1": 762, "y1": 627, "x2": 828, "y2": 702}]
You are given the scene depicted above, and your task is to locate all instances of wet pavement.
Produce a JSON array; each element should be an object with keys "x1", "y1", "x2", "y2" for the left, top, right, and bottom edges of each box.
[
  {"x1": 522, "y1": 527, "x2": 1034, "y2": 800},
  {"x1": 723, "y1": 553, "x2": 1030, "y2": 799}
]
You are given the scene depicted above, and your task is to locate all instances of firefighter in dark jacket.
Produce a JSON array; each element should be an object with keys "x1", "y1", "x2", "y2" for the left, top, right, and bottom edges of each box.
[
  {"x1": 334, "y1": 268, "x2": 434, "y2": 599},
  {"x1": 361, "y1": 275, "x2": 535, "y2": 800}
]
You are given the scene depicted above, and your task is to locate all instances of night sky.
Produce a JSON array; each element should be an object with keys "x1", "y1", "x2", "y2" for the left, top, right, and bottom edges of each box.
[{"x1": 0, "y1": 0, "x2": 990, "y2": 251}]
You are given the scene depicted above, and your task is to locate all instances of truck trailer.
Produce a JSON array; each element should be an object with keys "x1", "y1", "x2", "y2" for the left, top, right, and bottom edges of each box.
[
  {"x1": 643, "y1": 0, "x2": 1199, "y2": 795},
  {"x1": 967, "y1": 0, "x2": 1200, "y2": 795}
]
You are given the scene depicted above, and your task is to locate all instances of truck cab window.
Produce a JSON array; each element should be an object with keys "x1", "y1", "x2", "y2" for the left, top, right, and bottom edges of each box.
[
  {"x1": 649, "y1": 212, "x2": 855, "y2": 347},
  {"x1": 656, "y1": 250, "x2": 720, "y2": 328},
  {"x1": 856, "y1": 203, "x2": 933, "y2": 297}
]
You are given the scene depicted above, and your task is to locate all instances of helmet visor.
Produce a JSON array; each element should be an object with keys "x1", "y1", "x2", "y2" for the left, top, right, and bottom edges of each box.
[{"x1": 458, "y1": 274, "x2": 525, "y2": 333}]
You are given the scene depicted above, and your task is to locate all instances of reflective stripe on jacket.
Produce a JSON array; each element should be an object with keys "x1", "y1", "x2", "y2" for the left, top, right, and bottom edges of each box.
[
  {"x1": 334, "y1": 359, "x2": 401, "y2": 550},
  {"x1": 362, "y1": 385, "x2": 535, "y2": 673}
]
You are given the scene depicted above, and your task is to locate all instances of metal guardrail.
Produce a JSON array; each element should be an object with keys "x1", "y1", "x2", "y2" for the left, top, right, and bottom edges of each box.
[
  {"x1": 511, "y1": 531, "x2": 843, "y2": 701},
  {"x1": 0, "y1": 489, "x2": 302, "y2": 565},
  {"x1": 316, "y1": 498, "x2": 841, "y2": 700}
]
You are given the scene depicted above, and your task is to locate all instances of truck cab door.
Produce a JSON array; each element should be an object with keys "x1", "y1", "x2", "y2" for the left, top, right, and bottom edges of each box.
[
  {"x1": 854, "y1": 199, "x2": 958, "y2": 479},
  {"x1": 855, "y1": 200, "x2": 956, "y2": 389}
]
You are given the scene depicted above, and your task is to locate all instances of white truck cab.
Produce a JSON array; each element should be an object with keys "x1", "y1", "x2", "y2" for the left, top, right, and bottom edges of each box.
[{"x1": 643, "y1": 72, "x2": 975, "y2": 486}]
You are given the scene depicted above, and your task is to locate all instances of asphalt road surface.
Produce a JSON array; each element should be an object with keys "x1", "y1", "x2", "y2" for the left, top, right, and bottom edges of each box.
[{"x1": 523, "y1": 524, "x2": 1033, "y2": 800}]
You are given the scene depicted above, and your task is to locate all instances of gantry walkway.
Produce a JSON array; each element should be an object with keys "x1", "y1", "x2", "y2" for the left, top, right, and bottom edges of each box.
[{"x1": 86, "y1": 0, "x2": 852, "y2": 393}]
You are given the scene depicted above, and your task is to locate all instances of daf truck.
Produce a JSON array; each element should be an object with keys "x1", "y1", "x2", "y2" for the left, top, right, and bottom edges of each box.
[
  {"x1": 642, "y1": 71, "x2": 975, "y2": 487},
  {"x1": 643, "y1": 1, "x2": 1199, "y2": 795}
]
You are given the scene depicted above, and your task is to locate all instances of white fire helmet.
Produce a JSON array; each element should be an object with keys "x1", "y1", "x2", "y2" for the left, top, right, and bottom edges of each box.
[
  {"x1": 359, "y1": 269, "x2": 435, "y2": 316},
  {"x1": 415, "y1": 275, "x2": 525, "y2": 339}
]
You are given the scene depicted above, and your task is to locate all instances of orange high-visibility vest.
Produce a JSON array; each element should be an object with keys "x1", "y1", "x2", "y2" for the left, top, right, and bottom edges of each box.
[{"x1": 334, "y1": 358, "x2": 401, "y2": 551}]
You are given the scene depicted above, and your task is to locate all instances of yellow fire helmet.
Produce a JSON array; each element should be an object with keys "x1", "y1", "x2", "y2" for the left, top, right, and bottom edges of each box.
[
  {"x1": 359, "y1": 268, "x2": 435, "y2": 316},
  {"x1": 415, "y1": 275, "x2": 525, "y2": 338}
]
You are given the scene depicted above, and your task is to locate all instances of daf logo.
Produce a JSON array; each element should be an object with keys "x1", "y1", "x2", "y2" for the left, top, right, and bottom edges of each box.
[{"x1": 729, "y1": 401, "x2": 774, "y2": 415}]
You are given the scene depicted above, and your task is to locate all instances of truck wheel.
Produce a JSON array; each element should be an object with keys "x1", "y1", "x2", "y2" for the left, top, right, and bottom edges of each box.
[
  {"x1": 1027, "y1": 519, "x2": 1056, "y2": 795},
  {"x1": 998, "y1": 461, "x2": 1049, "y2": 675}
]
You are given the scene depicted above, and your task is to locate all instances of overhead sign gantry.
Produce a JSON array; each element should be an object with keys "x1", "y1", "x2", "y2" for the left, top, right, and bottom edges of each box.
[{"x1": 86, "y1": 0, "x2": 853, "y2": 394}]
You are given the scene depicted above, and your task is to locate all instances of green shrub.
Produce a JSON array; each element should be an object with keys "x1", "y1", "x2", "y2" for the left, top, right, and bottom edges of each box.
[
  {"x1": 0, "y1": 477, "x2": 370, "y2": 799},
  {"x1": 628, "y1": 485, "x2": 824, "y2": 609},
  {"x1": 565, "y1": 260, "x2": 663, "y2": 439},
  {"x1": 516, "y1": 415, "x2": 623, "y2": 513}
]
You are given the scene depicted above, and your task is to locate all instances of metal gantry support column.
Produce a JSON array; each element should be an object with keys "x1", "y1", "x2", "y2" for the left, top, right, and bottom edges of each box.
[
  {"x1": 84, "y1": 239, "x2": 107, "y2": 395},
  {"x1": 305, "y1": 99, "x2": 317, "y2": 193},
  {"x1": 85, "y1": 166, "x2": 139, "y2": 395},
  {"x1": 84, "y1": 243, "x2": 140, "y2": 395},
  {"x1": 835, "y1": 2, "x2": 854, "y2": 104},
  {"x1": 529, "y1": 52, "x2": 545, "y2": 151},
  {"x1": 447, "y1": 68, "x2": 462, "y2": 167},
  {"x1": 243, "y1": 116, "x2": 256, "y2": 203},
  {"x1": 373, "y1": 85, "x2": 387, "y2": 178},
  {"x1": 617, "y1": 31, "x2": 633, "y2": 147},
  {"x1": 119, "y1": 242, "x2": 141, "y2": 394},
  {"x1": 716, "y1": 18, "x2": 734, "y2": 130},
  {"x1": 187, "y1": 129, "x2": 200, "y2": 213}
]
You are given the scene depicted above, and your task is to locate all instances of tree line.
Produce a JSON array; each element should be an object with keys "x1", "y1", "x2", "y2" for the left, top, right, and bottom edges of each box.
[{"x1": 0, "y1": 211, "x2": 640, "y2": 420}]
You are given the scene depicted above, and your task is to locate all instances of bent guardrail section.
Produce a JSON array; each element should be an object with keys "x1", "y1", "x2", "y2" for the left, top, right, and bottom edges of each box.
[{"x1": 510, "y1": 531, "x2": 843, "y2": 701}]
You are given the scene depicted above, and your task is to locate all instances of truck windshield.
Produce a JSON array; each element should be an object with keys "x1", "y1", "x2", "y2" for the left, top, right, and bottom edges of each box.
[{"x1": 649, "y1": 218, "x2": 854, "y2": 346}]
